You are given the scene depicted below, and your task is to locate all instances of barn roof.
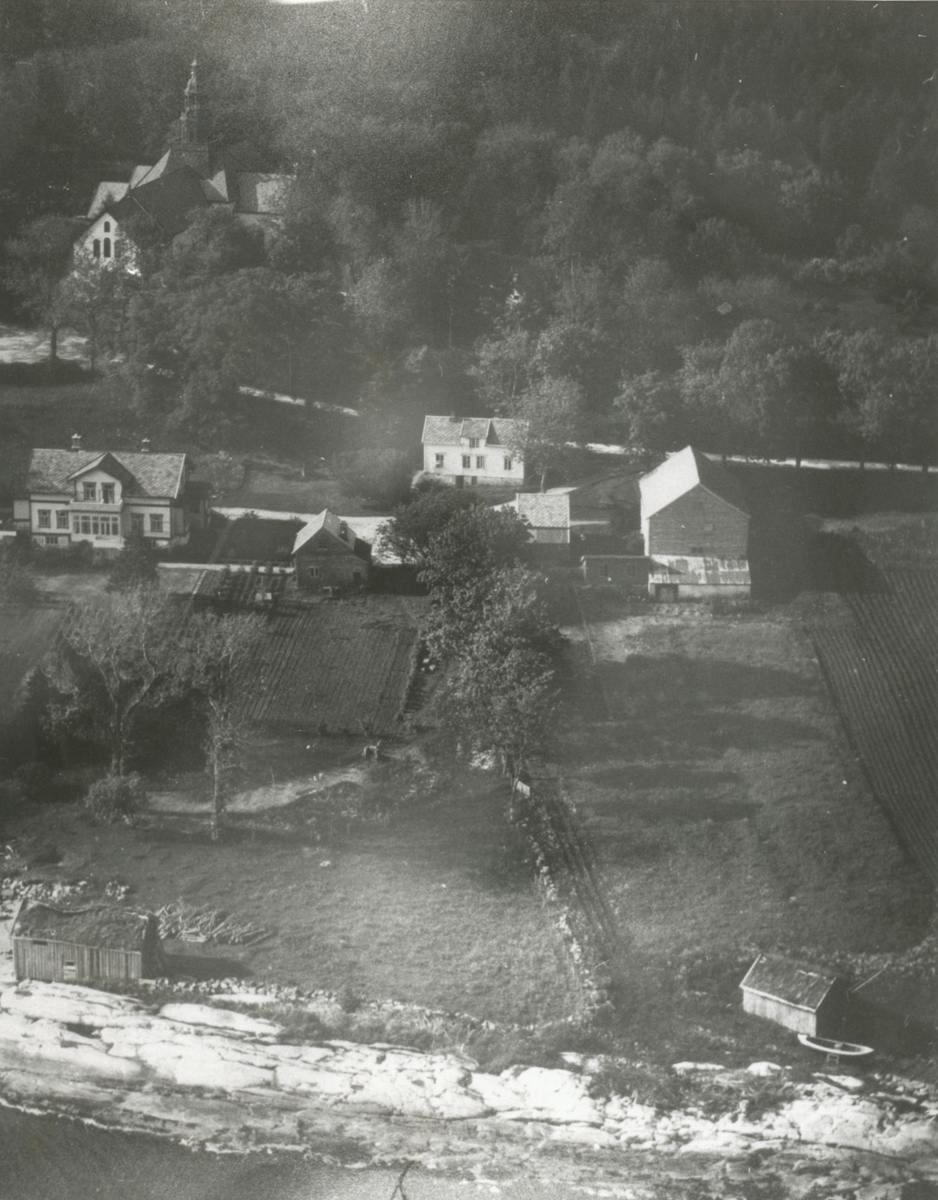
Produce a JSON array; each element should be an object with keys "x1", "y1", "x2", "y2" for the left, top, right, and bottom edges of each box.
[
  {"x1": 12, "y1": 901, "x2": 155, "y2": 952},
  {"x1": 26, "y1": 448, "x2": 187, "y2": 499},
  {"x1": 740, "y1": 954, "x2": 844, "y2": 1012},
  {"x1": 422, "y1": 415, "x2": 526, "y2": 448},
  {"x1": 649, "y1": 556, "x2": 750, "y2": 587},
  {"x1": 640, "y1": 446, "x2": 749, "y2": 519},
  {"x1": 515, "y1": 492, "x2": 570, "y2": 529}
]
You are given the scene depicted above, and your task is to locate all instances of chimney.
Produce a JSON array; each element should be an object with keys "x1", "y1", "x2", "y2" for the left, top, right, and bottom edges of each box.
[
  {"x1": 71, "y1": 433, "x2": 81, "y2": 452},
  {"x1": 141, "y1": 437, "x2": 151, "y2": 453}
]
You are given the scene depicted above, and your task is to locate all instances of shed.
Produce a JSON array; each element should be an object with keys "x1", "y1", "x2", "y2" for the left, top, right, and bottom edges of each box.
[
  {"x1": 580, "y1": 555, "x2": 650, "y2": 592},
  {"x1": 647, "y1": 555, "x2": 751, "y2": 600},
  {"x1": 740, "y1": 954, "x2": 848, "y2": 1036},
  {"x1": 11, "y1": 901, "x2": 164, "y2": 985}
]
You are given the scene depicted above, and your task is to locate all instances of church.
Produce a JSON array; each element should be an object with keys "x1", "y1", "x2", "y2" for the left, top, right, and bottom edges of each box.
[{"x1": 74, "y1": 60, "x2": 295, "y2": 271}]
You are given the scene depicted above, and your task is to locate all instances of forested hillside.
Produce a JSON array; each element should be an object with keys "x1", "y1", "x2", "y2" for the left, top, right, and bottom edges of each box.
[{"x1": 2, "y1": 0, "x2": 936, "y2": 462}]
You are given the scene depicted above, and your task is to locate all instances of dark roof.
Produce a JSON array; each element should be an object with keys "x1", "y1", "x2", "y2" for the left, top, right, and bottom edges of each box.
[
  {"x1": 740, "y1": 954, "x2": 845, "y2": 1012},
  {"x1": 12, "y1": 901, "x2": 156, "y2": 952},
  {"x1": 26, "y1": 448, "x2": 187, "y2": 499},
  {"x1": 112, "y1": 166, "x2": 209, "y2": 236}
]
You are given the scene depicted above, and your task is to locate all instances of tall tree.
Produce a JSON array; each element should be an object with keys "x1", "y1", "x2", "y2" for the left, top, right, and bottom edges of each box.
[
  {"x1": 4, "y1": 214, "x2": 82, "y2": 362},
  {"x1": 508, "y1": 374, "x2": 586, "y2": 491}
]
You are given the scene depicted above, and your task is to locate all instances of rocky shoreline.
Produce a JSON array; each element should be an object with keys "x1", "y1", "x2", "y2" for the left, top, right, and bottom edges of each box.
[{"x1": 0, "y1": 978, "x2": 936, "y2": 1196}]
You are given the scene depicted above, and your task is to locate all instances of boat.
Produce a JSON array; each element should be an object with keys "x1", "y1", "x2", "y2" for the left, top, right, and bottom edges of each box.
[{"x1": 797, "y1": 1034, "x2": 874, "y2": 1058}]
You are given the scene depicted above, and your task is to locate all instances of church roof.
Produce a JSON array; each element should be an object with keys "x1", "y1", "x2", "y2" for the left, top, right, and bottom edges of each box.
[
  {"x1": 112, "y1": 167, "x2": 209, "y2": 236},
  {"x1": 26, "y1": 448, "x2": 187, "y2": 499},
  {"x1": 639, "y1": 446, "x2": 748, "y2": 520}
]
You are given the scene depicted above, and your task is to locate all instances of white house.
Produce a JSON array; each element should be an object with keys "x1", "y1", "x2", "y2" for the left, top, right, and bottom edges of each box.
[
  {"x1": 420, "y1": 416, "x2": 526, "y2": 487},
  {"x1": 15, "y1": 437, "x2": 203, "y2": 554}
]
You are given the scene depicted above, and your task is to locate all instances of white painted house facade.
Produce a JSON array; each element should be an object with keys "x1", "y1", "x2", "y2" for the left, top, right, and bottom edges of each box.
[
  {"x1": 421, "y1": 416, "x2": 526, "y2": 487},
  {"x1": 15, "y1": 439, "x2": 200, "y2": 553}
]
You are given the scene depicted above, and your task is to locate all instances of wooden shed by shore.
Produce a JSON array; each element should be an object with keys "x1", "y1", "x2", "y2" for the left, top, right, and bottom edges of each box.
[
  {"x1": 11, "y1": 900, "x2": 164, "y2": 985},
  {"x1": 740, "y1": 954, "x2": 848, "y2": 1037}
]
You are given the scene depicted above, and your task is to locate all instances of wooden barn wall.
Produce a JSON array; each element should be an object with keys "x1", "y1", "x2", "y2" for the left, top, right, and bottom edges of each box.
[
  {"x1": 647, "y1": 488, "x2": 749, "y2": 557},
  {"x1": 742, "y1": 990, "x2": 818, "y2": 1035},
  {"x1": 294, "y1": 552, "x2": 369, "y2": 589},
  {"x1": 13, "y1": 937, "x2": 143, "y2": 983}
]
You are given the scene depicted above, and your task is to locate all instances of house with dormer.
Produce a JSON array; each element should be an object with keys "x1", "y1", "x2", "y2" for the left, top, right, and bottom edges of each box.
[
  {"x1": 292, "y1": 510, "x2": 372, "y2": 590},
  {"x1": 15, "y1": 436, "x2": 204, "y2": 553},
  {"x1": 73, "y1": 60, "x2": 294, "y2": 272},
  {"x1": 420, "y1": 416, "x2": 526, "y2": 487}
]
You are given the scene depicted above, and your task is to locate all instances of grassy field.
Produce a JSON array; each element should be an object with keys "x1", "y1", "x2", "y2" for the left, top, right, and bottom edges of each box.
[
  {"x1": 4, "y1": 754, "x2": 580, "y2": 1029},
  {"x1": 552, "y1": 593, "x2": 934, "y2": 1059}
]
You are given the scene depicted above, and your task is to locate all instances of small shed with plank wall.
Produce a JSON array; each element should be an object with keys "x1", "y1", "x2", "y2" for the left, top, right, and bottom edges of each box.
[
  {"x1": 12, "y1": 900, "x2": 164, "y2": 985},
  {"x1": 740, "y1": 954, "x2": 848, "y2": 1037}
]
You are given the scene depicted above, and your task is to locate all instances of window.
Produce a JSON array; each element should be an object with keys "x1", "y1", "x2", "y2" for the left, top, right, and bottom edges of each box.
[
  {"x1": 101, "y1": 483, "x2": 115, "y2": 504},
  {"x1": 56, "y1": 510, "x2": 69, "y2": 530},
  {"x1": 470, "y1": 476, "x2": 478, "y2": 486},
  {"x1": 468, "y1": 437, "x2": 480, "y2": 448},
  {"x1": 131, "y1": 513, "x2": 144, "y2": 534},
  {"x1": 83, "y1": 482, "x2": 96, "y2": 501},
  {"x1": 476, "y1": 455, "x2": 485, "y2": 469},
  {"x1": 92, "y1": 239, "x2": 101, "y2": 258},
  {"x1": 434, "y1": 453, "x2": 444, "y2": 469},
  {"x1": 462, "y1": 454, "x2": 471, "y2": 469},
  {"x1": 103, "y1": 238, "x2": 111, "y2": 258},
  {"x1": 308, "y1": 566, "x2": 320, "y2": 579},
  {"x1": 104, "y1": 221, "x2": 111, "y2": 233},
  {"x1": 37, "y1": 509, "x2": 51, "y2": 529},
  {"x1": 690, "y1": 546, "x2": 705, "y2": 555},
  {"x1": 149, "y1": 513, "x2": 164, "y2": 534},
  {"x1": 503, "y1": 456, "x2": 513, "y2": 471}
]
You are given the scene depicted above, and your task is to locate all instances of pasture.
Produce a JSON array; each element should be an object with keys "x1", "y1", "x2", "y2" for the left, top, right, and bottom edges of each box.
[{"x1": 554, "y1": 595, "x2": 933, "y2": 1057}]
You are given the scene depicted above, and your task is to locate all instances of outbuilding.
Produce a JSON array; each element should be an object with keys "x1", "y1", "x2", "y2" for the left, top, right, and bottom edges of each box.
[
  {"x1": 640, "y1": 446, "x2": 749, "y2": 559},
  {"x1": 292, "y1": 509, "x2": 372, "y2": 591},
  {"x1": 740, "y1": 954, "x2": 848, "y2": 1037},
  {"x1": 11, "y1": 901, "x2": 164, "y2": 985}
]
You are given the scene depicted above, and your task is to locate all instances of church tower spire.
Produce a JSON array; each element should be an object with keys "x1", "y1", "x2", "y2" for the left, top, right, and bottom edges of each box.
[{"x1": 181, "y1": 58, "x2": 200, "y2": 144}]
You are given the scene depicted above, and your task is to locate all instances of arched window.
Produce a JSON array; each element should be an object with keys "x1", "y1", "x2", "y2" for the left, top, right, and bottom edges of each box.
[
  {"x1": 104, "y1": 221, "x2": 111, "y2": 233},
  {"x1": 103, "y1": 238, "x2": 111, "y2": 258},
  {"x1": 92, "y1": 239, "x2": 101, "y2": 258}
]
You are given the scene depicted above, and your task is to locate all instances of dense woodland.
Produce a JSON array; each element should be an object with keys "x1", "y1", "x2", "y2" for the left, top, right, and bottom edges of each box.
[{"x1": 2, "y1": 0, "x2": 937, "y2": 463}]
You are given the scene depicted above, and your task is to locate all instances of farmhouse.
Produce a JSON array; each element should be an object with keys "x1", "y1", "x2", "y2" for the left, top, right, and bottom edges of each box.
[
  {"x1": 12, "y1": 901, "x2": 164, "y2": 985},
  {"x1": 292, "y1": 509, "x2": 372, "y2": 590},
  {"x1": 740, "y1": 954, "x2": 848, "y2": 1037},
  {"x1": 14, "y1": 437, "x2": 205, "y2": 553},
  {"x1": 74, "y1": 60, "x2": 294, "y2": 272},
  {"x1": 421, "y1": 416, "x2": 526, "y2": 487}
]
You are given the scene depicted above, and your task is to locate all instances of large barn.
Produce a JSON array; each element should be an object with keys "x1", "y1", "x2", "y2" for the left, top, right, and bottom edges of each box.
[
  {"x1": 12, "y1": 901, "x2": 164, "y2": 985},
  {"x1": 740, "y1": 954, "x2": 848, "y2": 1037},
  {"x1": 639, "y1": 447, "x2": 750, "y2": 599}
]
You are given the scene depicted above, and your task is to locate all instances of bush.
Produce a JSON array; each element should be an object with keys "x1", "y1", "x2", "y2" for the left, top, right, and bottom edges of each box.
[
  {"x1": 84, "y1": 773, "x2": 147, "y2": 822},
  {"x1": 10, "y1": 761, "x2": 53, "y2": 803}
]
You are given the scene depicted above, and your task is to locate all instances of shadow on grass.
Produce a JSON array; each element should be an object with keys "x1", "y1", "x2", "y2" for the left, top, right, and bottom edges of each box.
[
  {"x1": 0, "y1": 360, "x2": 92, "y2": 386},
  {"x1": 162, "y1": 949, "x2": 251, "y2": 982}
]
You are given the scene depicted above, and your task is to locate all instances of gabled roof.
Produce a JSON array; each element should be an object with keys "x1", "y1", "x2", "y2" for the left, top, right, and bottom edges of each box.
[
  {"x1": 112, "y1": 167, "x2": 209, "y2": 236},
  {"x1": 65, "y1": 451, "x2": 136, "y2": 487},
  {"x1": 12, "y1": 901, "x2": 156, "y2": 952},
  {"x1": 740, "y1": 954, "x2": 844, "y2": 1012},
  {"x1": 422, "y1": 415, "x2": 526, "y2": 448},
  {"x1": 87, "y1": 181, "x2": 130, "y2": 220},
  {"x1": 26, "y1": 448, "x2": 187, "y2": 499},
  {"x1": 293, "y1": 509, "x2": 368, "y2": 556},
  {"x1": 640, "y1": 446, "x2": 748, "y2": 520},
  {"x1": 648, "y1": 556, "x2": 750, "y2": 587},
  {"x1": 516, "y1": 492, "x2": 570, "y2": 529}
]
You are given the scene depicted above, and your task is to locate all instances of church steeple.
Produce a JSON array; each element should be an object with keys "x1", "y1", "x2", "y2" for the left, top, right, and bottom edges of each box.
[{"x1": 181, "y1": 58, "x2": 201, "y2": 145}]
